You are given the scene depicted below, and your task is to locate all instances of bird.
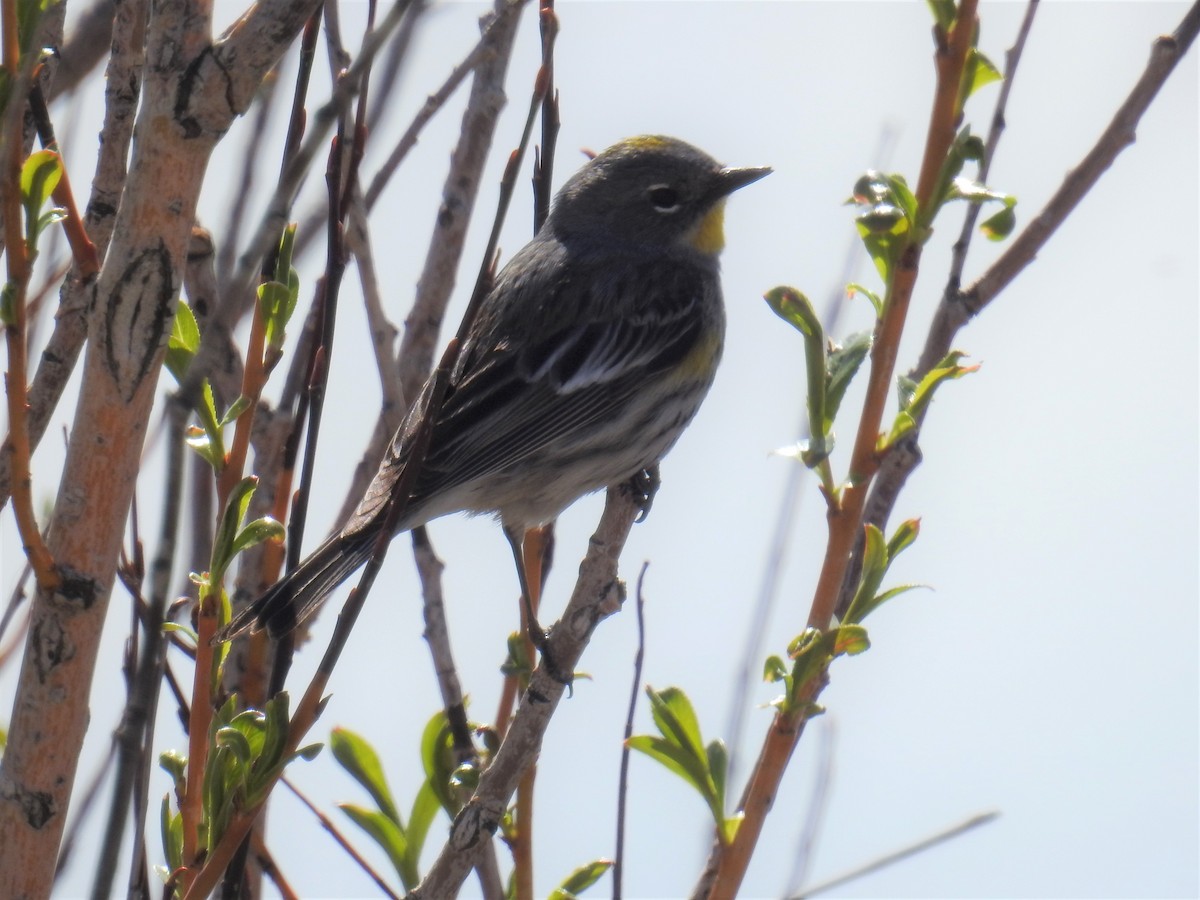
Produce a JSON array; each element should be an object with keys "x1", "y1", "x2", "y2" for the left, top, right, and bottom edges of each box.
[{"x1": 219, "y1": 135, "x2": 770, "y2": 641}]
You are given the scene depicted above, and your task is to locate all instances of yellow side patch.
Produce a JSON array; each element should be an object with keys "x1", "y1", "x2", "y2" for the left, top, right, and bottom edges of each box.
[
  {"x1": 673, "y1": 327, "x2": 722, "y2": 382},
  {"x1": 689, "y1": 200, "x2": 727, "y2": 255}
]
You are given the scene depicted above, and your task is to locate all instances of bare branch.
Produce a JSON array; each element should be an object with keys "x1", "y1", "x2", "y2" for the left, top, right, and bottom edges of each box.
[{"x1": 415, "y1": 487, "x2": 640, "y2": 896}]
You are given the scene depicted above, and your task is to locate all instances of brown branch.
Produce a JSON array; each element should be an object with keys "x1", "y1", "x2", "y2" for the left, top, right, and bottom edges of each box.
[
  {"x1": 415, "y1": 487, "x2": 639, "y2": 895},
  {"x1": 0, "y1": 0, "x2": 145, "y2": 511},
  {"x1": 281, "y1": 776, "x2": 402, "y2": 900},
  {"x1": 28, "y1": 84, "x2": 100, "y2": 278},
  {"x1": 834, "y1": 3, "x2": 1038, "y2": 619},
  {"x1": 793, "y1": 811, "x2": 1000, "y2": 898},
  {"x1": 47, "y1": 0, "x2": 115, "y2": 101},
  {"x1": 613, "y1": 562, "x2": 649, "y2": 900},
  {"x1": 333, "y1": 0, "x2": 529, "y2": 528},
  {"x1": 0, "y1": 0, "x2": 323, "y2": 892},
  {"x1": 211, "y1": 0, "x2": 422, "y2": 360},
  {"x1": 857, "y1": 0, "x2": 1200, "y2": 595},
  {"x1": 697, "y1": 5, "x2": 981, "y2": 896},
  {"x1": 191, "y1": 11, "x2": 535, "y2": 887},
  {"x1": 1, "y1": 0, "x2": 59, "y2": 590}
]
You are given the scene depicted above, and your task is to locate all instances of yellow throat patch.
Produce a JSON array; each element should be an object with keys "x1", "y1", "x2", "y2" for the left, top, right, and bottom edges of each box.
[{"x1": 690, "y1": 200, "x2": 727, "y2": 255}]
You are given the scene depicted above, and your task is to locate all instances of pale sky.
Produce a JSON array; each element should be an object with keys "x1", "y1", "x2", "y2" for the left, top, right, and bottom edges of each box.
[{"x1": 3, "y1": 2, "x2": 1196, "y2": 898}]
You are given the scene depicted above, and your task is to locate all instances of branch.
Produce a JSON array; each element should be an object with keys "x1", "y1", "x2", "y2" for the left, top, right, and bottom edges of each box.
[
  {"x1": 858, "y1": 0, "x2": 1200, "y2": 583},
  {"x1": 696, "y1": 4, "x2": 981, "y2": 895},
  {"x1": 0, "y1": 0, "x2": 321, "y2": 892},
  {"x1": 414, "y1": 487, "x2": 640, "y2": 896},
  {"x1": 0, "y1": 0, "x2": 145, "y2": 510},
  {"x1": 333, "y1": 0, "x2": 529, "y2": 528},
  {"x1": 793, "y1": 811, "x2": 999, "y2": 898}
]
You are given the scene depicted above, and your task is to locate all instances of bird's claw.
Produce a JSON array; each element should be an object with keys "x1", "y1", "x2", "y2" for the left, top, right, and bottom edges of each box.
[{"x1": 628, "y1": 465, "x2": 661, "y2": 523}]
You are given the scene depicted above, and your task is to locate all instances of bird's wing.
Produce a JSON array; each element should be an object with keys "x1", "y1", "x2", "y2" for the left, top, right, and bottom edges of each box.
[{"x1": 344, "y1": 247, "x2": 718, "y2": 533}]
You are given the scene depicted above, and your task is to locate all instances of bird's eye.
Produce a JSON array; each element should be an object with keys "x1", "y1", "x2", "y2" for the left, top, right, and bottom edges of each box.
[{"x1": 648, "y1": 185, "x2": 680, "y2": 212}]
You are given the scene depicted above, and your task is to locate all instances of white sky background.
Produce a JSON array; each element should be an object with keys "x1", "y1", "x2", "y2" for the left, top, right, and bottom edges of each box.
[{"x1": 0, "y1": 1, "x2": 1196, "y2": 898}]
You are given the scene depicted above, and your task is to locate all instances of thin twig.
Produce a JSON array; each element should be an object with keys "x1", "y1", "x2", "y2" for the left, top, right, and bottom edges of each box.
[
  {"x1": 346, "y1": 194, "x2": 406, "y2": 435},
  {"x1": 214, "y1": 61, "x2": 283, "y2": 292},
  {"x1": 184, "y1": 9, "x2": 530, "y2": 892},
  {"x1": 784, "y1": 719, "x2": 837, "y2": 896},
  {"x1": 332, "y1": 0, "x2": 531, "y2": 529},
  {"x1": 416, "y1": 487, "x2": 639, "y2": 895},
  {"x1": 0, "y1": 0, "x2": 145, "y2": 510},
  {"x1": 1, "y1": 0, "x2": 60, "y2": 590},
  {"x1": 613, "y1": 561, "x2": 648, "y2": 900},
  {"x1": 836, "y1": 4, "x2": 1037, "y2": 620},
  {"x1": 725, "y1": 126, "x2": 894, "y2": 775},
  {"x1": 85, "y1": 400, "x2": 185, "y2": 899},
  {"x1": 213, "y1": 0, "x2": 420, "y2": 354},
  {"x1": 697, "y1": 6, "x2": 981, "y2": 895},
  {"x1": 855, "y1": 0, "x2": 1200, "y2": 596},
  {"x1": 281, "y1": 776, "x2": 402, "y2": 900},
  {"x1": 793, "y1": 811, "x2": 1000, "y2": 898}
]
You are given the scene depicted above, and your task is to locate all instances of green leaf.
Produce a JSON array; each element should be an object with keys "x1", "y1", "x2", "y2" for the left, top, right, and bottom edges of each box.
[
  {"x1": 763, "y1": 655, "x2": 788, "y2": 684},
  {"x1": 19, "y1": 149, "x2": 63, "y2": 251},
  {"x1": 220, "y1": 394, "x2": 252, "y2": 427},
  {"x1": 963, "y1": 48, "x2": 1003, "y2": 100},
  {"x1": 257, "y1": 693, "x2": 290, "y2": 774},
  {"x1": 161, "y1": 621, "x2": 198, "y2": 645},
  {"x1": 707, "y1": 739, "x2": 729, "y2": 813},
  {"x1": 905, "y1": 351, "x2": 980, "y2": 422},
  {"x1": 295, "y1": 742, "x2": 323, "y2": 761},
  {"x1": 949, "y1": 176, "x2": 1011, "y2": 205},
  {"x1": 851, "y1": 171, "x2": 916, "y2": 281},
  {"x1": 764, "y1": 286, "x2": 830, "y2": 467},
  {"x1": 786, "y1": 628, "x2": 836, "y2": 703},
  {"x1": 20, "y1": 149, "x2": 61, "y2": 214},
  {"x1": 160, "y1": 795, "x2": 183, "y2": 873},
  {"x1": 764, "y1": 285, "x2": 820, "y2": 338},
  {"x1": 627, "y1": 732, "x2": 726, "y2": 833},
  {"x1": 547, "y1": 859, "x2": 613, "y2": 900},
  {"x1": 331, "y1": 727, "x2": 401, "y2": 824},
  {"x1": 844, "y1": 519, "x2": 928, "y2": 625},
  {"x1": 340, "y1": 803, "x2": 410, "y2": 888},
  {"x1": 647, "y1": 687, "x2": 706, "y2": 763},
  {"x1": 231, "y1": 516, "x2": 284, "y2": 559},
  {"x1": 981, "y1": 205, "x2": 1017, "y2": 240},
  {"x1": 825, "y1": 331, "x2": 872, "y2": 430},
  {"x1": 887, "y1": 518, "x2": 921, "y2": 560},
  {"x1": 720, "y1": 811, "x2": 744, "y2": 845},
  {"x1": 159, "y1": 750, "x2": 188, "y2": 798},
  {"x1": 843, "y1": 526, "x2": 889, "y2": 625},
  {"x1": 261, "y1": 224, "x2": 301, "y2": 350},
  {"x1": 210, "y1": 477, "x2": 258, "y2": 581},
  {"x1": 215, "y1": 725, "x2": 254, "y2": 764},
  {"x1": 187, "y1": 380, "x2": 226, "y2": 469},
  {"x1": 926, "y1": 0, "x2": 956, "y2": 31},
  {"x1": 404, "y1": 781, "x2": 441, "y2": 880},
  {"x1": 846, "y1": 282, "x2": 883, "y2": 318},
  {"x1": 419, "y1": 711, "x2": 460, "y2": 816},
  {"x1": 35, "y1": 207, "x2": 66, "y2": 236},
  {"x1": 166, "y1": 300, "x2": 200, "y2": 382},
  {"x1": 833, "y1": 624, "x2": 871, "y2": 656},
  {"x1": 872, "y1": 583, "x2": 928, "y2": 609},
  {"x1": 881, "y1": 409, "x2": 917, "y2": 451}
]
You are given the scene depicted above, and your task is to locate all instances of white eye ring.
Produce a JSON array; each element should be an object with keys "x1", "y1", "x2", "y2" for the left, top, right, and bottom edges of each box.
[{"x1": 648, "y1": 184, "x2": 681, "y2": 213}]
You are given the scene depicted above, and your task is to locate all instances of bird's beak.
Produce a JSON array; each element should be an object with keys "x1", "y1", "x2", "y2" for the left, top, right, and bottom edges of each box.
[{"x1": 716, "y1": 165, "x2": 772, "y2": 197}]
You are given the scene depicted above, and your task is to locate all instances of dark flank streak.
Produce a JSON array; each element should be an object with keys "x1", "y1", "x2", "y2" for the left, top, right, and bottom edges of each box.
[{"x1": 104, "y1": 242, "x2": 175, "y2": 400}]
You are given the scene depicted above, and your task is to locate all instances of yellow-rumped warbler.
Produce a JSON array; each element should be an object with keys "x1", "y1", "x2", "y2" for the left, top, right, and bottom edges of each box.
[{"x1": 223, "y1": 136, "x2": 769, "y2": 639}]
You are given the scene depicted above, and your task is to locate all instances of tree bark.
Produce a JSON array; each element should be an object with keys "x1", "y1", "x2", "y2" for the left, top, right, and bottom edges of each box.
[{"x1": 0, "y1": 1, "x2": 321, "y2": 894}]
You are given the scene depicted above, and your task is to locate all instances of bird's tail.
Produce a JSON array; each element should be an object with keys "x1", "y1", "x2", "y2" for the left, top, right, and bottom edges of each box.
[{"x1": 216, "y1": 527, "x2": 379, "y2": 642}]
